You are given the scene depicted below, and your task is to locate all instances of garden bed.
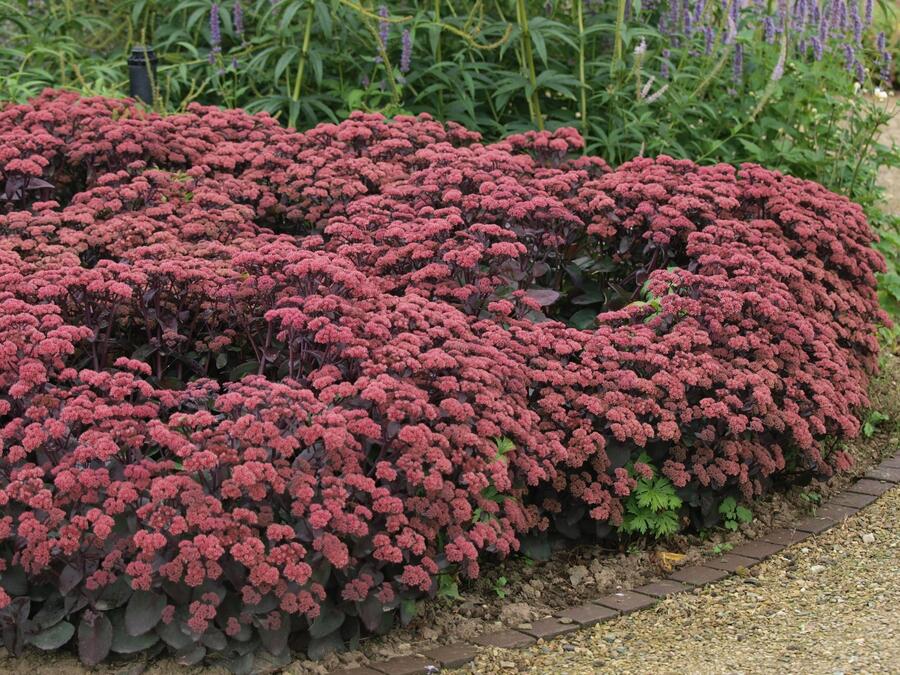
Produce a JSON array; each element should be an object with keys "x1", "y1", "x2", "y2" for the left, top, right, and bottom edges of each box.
[{"x1": 0, "y1": 91, "x2": 889, "y2": 673}]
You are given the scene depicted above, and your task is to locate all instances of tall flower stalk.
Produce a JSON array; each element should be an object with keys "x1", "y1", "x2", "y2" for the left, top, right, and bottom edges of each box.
[
  {"x1": 515, "y1": 0, "x2": 543, "y2": 130},
  {"x1": 289, "y1": 2, "x2": 316, "y2": 128},
  {"x1": 574, "y1": 0, "x2": 588, "y2": 144}
]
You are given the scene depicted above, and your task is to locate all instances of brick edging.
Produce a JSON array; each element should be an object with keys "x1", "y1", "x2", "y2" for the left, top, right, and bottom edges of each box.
[{"x1": 332, "y1": 451, "x2": 900, "y2": 675}]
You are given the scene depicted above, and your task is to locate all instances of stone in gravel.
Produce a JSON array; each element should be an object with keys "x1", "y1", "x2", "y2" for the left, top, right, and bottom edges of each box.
[
  {"x1": 563, "y1": 644, "x2": 576, "y2": 652},
  {"x1": 810, "y1": 564, "x2": 827, "y2": 574},
  {"x1": 499, "y1": 661, "x2": 516, "y2": 669},
  {"x1": 861, "y1": 533, "x2": 876, "y2": 544}
]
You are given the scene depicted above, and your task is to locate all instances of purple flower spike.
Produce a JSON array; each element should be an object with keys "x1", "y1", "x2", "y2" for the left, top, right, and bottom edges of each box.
[
  {"x1": 378, "y1": 5, "x2": 389, "y2": 48},
  {"x1": 848, "y1": 0, "x2": 861, "y2": 41},
  {"x1": 692, "y1": 0, "x2": 707, "y2": 25},
  {"x1": 724, "y1": 14, "x2": 737, "y2": 44},
  {"x1": 210, "y1": 3, "x2": 222, "y2": 54},
  {"x1": 732, "y1": 43, "x2": 744, "y2": 85},
  {"x1": 864, "y1": 0, "x2": 873, "y2": 25},
  {"x1": 763, "y1": 16, "x2": 776, "y2": 43},
  {"x1": 704, "y1": 26, "x2": 716, "y2": 54},
  {"x1": 811, "y1": 35, "x2": 824, "y2": 60},
  {"x1": 400, "y1": 28, "x2": 412, "y2": 74},
  {"x1": 660, "y1": 48, "x2": 671, "y2": 79},
  {"x1": 842, "y1": 42, "x2": 855, "y2": 72},
  {"x1": 233, "y1": 1, "x2": 244, "y2": 41}
]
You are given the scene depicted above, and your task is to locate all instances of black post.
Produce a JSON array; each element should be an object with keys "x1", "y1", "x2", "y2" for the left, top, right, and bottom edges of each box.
[{"x1": 127, "y1": 46, "x2": 158, "y2": 105}]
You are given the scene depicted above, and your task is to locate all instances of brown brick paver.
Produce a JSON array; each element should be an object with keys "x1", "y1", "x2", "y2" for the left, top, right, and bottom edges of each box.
[
  {"x1": 594, "y1": 590, "x2": 656, "y2": 614},
  {"x1": 370, "y1": 655, "x2": 438, "y2": 675},
  {"x1": 729, "y1": 541, "x2": 784, "y2": 560},
  {"x1": 633, "y1": 580, "x2": 691, "y2": 598},
  {"x1": 668, "y1": 566, "x2": 729, "y2": 585},
  {"x1": 828, "y1": 491, "x2": 878, "y2": 509},
  {"x1": 848, "y1": 478, "x2": 894, "y2": 496},
  {"x1": 423, "y1": 643, "x2": 478, "y2": 669},
  {"x1": 865, "y1": 467, "x2": 900, "y2": 483},
  {"x1": 555, "y1": 603, "x2": 618, "y2": 627},
  {"x1": 761, "y1": 528, "x2": 810, "y2": 546},
  {"x1": 702, "y1": 553, "x2": 758, "y2": 572},
  {"x1": 472, "y1": 629, "x2": 535, "y2": 650},
  {"x1": 521, "y1": 617, "x2": 580, "y2": 640}
]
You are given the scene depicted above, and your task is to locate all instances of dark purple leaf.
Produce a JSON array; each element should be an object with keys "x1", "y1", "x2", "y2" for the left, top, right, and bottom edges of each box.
[
  {"x1": 78, "y1": 613, "x2": 113, "y2": 666},
  {"x1": 308, "y1": 603, "x2": 343, "y2": 639},
  {"x1": 125, "y1": 590, "x2": 166, "y2": 636},
  {"x1": 526, "y1": 287, "x2": 560, "y2": 306},
  {"x1": 357, "y1": 596, "x2": 384, "y2": 633},
  {"x1": 258, "y1": 612, "x2": 290, "y2": 655},
  {"x1": 174, "y1": 642, "x2": 206, "y2": 666},
  {"x1": 58, "y1": 564, "x2": 83, "y2": 595}
]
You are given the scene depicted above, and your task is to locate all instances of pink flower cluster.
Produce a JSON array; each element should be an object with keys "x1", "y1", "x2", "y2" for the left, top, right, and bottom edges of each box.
[{"x1": 0, "y1": 90, "x2": 886, "y2": 663}]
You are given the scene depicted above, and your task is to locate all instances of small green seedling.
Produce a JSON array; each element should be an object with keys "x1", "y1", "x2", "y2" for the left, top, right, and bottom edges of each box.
[{"x1": 718, "y1": 497, "x2": 753, "y2": 531}]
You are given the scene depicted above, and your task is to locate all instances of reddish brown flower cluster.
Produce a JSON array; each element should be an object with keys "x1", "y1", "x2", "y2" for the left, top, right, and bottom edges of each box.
[{"x1": 0, "y1": 91, "x2": 886, "y2": 665}]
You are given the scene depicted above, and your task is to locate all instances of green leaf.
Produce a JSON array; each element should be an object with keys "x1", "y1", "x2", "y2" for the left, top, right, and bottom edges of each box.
[
  {"x1": 437, "y1": 574, "x2": 461, "y2": 601},
  {"x1": 718, "y1": 497, "x2": 737, "y2": 516},
  {"x1": 30, "y1": 621, "x2": 75, "y2": 650},
  {"x1": 569, "y1": 309, "x2": 597, "y2": 329}
]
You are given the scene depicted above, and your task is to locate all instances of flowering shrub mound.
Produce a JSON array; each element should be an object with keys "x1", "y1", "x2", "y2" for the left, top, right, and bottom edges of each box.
[{"x1": 0, "y1": 91, "x2": 886, "y2": 669}]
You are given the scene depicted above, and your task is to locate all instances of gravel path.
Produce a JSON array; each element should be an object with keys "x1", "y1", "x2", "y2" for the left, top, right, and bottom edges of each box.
[{"x1": 472, "y1": 485, "x2": 900, "y2": 675}]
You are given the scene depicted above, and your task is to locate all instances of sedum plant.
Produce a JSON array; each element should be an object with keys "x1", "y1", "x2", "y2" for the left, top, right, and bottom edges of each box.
[{"x1": 0, "y1": 91, "x2": 888, "y2": 667}]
